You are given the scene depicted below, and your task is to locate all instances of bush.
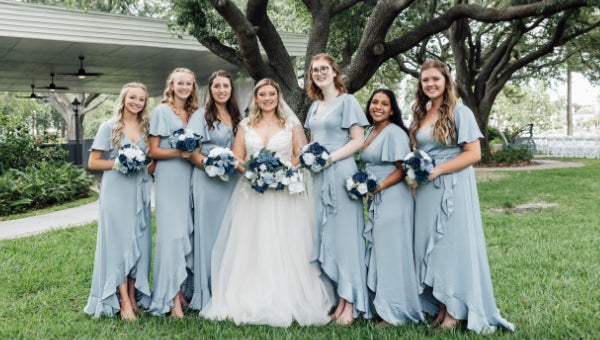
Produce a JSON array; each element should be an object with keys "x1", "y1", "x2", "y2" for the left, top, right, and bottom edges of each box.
[
  {"x1": 0, "y1": 114, "x2": 67, "y2": 174},
  {"x1": 0, "y1": 161, "x2": 94, "y2": 216},
  {"x1": 492, "y1": 146, "x2": 534, "y2": 165}
]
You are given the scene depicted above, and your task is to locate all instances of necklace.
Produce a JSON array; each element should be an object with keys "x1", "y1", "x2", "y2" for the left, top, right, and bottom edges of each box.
[{"x1": 371, "y1": 121, "x2": 391, "y2": 138}]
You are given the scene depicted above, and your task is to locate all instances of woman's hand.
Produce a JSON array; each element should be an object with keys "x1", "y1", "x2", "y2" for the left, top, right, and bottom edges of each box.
[
  {"x1": 427, "y1": 167, "x2": 440, "y2": 181},
  {"x1": 180, "y1": 150, "x2": 192, "y2": 159},
  {"x1": 147, "y1": 159, "x2": 157, "y2": 175}
]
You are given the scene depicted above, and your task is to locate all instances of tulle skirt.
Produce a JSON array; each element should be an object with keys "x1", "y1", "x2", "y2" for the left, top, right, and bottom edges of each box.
[{"x1": 200, "y1": 179, "x2": 334, "y2": 327}]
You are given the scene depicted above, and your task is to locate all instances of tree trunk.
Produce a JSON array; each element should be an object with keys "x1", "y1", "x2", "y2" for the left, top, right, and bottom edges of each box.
[{"x1": 567, "y1": 65, "x2": 573, "y2": 136}]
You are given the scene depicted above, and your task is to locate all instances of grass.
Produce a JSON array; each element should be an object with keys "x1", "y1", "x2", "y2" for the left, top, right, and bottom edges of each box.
[
  {"x1": 1, "y1": 159, "x2": 599, "y2": 339},
  {"x1": 0, "y1": 190, "x2": 99, "y2": 222}
]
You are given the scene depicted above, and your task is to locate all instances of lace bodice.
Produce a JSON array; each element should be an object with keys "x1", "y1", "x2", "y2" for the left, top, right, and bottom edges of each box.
[{"x1": 241, "y1": 117, "x2": 299, "y2": 163}]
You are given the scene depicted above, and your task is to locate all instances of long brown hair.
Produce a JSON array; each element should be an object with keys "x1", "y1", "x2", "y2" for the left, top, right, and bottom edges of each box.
[
  {"x1": 161, "y1": 67, "x2": 199, "y2": 117},
  {"x1": 204, "y1": 70, "x2": 242, "y2": 133},
  {"x1": 248, "y1": 78, "x2": 287, "y2": 128},
  {"x1": 409, "y1": 60, "x2": 457, "y2": 148},
  {"x1": 111, "y1": 82, "x2": 150, "y2": 149},
  {"x1": 306, "y1": 53, "x2": 347, "y2": 101}
]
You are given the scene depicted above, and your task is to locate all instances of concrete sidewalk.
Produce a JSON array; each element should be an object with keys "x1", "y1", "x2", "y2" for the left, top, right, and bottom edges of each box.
[
  {"x1": 0, "y1": 201, "x2": 99, "y2": 240},
  {"x1": 0, "y1": 184, "x2": 155, "y2": 241}
]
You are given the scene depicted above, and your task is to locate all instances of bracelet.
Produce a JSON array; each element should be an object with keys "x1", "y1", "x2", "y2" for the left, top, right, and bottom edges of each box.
[{"x1": 327, "y1": 157, "x2": 334, "y2": 164}]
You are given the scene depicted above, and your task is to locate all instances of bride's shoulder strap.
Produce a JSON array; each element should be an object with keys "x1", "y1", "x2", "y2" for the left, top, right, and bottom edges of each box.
[{"x1": 239, "y1": 117, "x2": 250, "y2": 131}]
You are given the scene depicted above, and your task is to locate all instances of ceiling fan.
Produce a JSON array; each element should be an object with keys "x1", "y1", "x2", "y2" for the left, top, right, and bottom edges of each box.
[
  {"x1": 40, "y1": 73, "x2": 69, "y2": 92},
  {"x1": 17, "y1": 84, "x2": 45, "y2": 100},
  {"x1": 60, "y1": 55, "x2": 103, "y2": 79}
]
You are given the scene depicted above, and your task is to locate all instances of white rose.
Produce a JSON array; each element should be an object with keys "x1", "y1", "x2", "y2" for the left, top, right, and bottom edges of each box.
[
  {"x1": 259, "y1": 164, "x2": 267, "y2": 171},
  {"x1": 357, "y1": 183, "x2": 368, "y2": 195},
  {"x1": 302, "y1": 153, "x2": 315, "y2": 166},
  {"x1": 288, "y1": 181, "x2": 305, "y2": 194},
  {"x1": 205, "y1": 165, "x2": 220, "y2": 177},
  {"x1": 345, "y1": 177, "x2": 354, "y2": 191}
]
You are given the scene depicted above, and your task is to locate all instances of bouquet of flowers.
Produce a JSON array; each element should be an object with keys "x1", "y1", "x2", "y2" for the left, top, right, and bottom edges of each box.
[
  {"x1": 203, "y1": 147, "x2": 238, "y2": 181},
  {"x1": 345, "y1": 170, "x2": 378, "y2": 200},
  {"x1": 113, "y1": 144, "x2": 148, "y2": 175},
  {"x1": 281, "y1": 165, "x2": 305, "y2": 195},
  {"x1": 169, "y1": 128, "x2": 202, "y2": 153},
  {"x1": 299, "y1": 142, "x2": 331, "y2": 173},
  {"x1": 403, "y1": 149, "x2": 435, "y2": 187},
  {"x1": 243, "y1": 148, "x2": 287, "y2": 194}
]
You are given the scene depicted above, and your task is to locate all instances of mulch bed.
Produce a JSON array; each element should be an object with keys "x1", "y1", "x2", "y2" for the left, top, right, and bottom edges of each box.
[{"x1": 475, "y1": 160, "x2": 539, "y2": 168}]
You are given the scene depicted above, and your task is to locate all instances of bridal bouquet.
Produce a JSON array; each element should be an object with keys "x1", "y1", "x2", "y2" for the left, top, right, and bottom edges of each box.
[
  {"x1": 403, "y1": 149, "x2": 435, "y2": 187},
  {"x1": 169, "y1": 128, "x2": 202, "y2": 153},
  {"x1": 244, "y1": 148, "x2": 287, "y2": 194},
  {"x1": 281, "y1": 165, "x2": 305, "y2": 195},
  {"x1": 244, "y1": 148, "x2": 305, "y2": 194},
  {"x1": 299, "y1": 142, "x2": 331, "y2": 173},
  {"x1": 113, "y1": 144, "x2": 148, "y2": 175},
  {"x1": 345, "y1": 170, "x2": 378, "y2": 200},
  {"x1": 203, "y1": 147, "x2": 238, "y2": 181}
]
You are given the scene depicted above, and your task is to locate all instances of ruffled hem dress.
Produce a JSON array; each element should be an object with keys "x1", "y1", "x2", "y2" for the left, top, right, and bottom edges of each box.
[
  {"x1": 147, "y1": 104, "x2": 195, "y2": 315},
  {"x1": 187, "y1": 110, "x2": 240, "y2": 311},
  {"x1": 84, "y1": 119, "x2": 152, "y2": 317},
  {"x1": 361, "y1": 124, "x2": 424, "y2": 325},
  {"x1": 413, "y1": 104, "x2": 514, "y2": 334},
  {"x1": 304, "y1": 94, "x2": 371, "y2": 319},
  {"x1": 200, "y1": 118, "x2": 334, "y2": 327}
]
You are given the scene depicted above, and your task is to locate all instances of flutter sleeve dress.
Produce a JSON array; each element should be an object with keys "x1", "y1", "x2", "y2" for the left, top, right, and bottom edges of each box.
[
  {"x1": 413, "y1": 103, "x2": 514, "y2": 333},
  {"x1": 84, "y1": 118, "x2": 152, "y2": 317},
  {"x1": 304, "y1": 93, "x2": 371, "y2": 319},
  {"x1": 187, "y1": 109, "x2": 240, "y2": 311},
  {"x1": 360, "y1": 123, "x2": 424, "y2": 325},
  {"x1": 148, "y1": 104, "x2": 195, "y2": 315}
]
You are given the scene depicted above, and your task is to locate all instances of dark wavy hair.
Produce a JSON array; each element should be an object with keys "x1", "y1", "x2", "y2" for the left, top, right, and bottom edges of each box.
[
  {"x1": 365, "y1": 89, "x2": 408, "y2": 135},
  {"x1": 204, "y1": 70, "x2": 242, "y2": 133}
]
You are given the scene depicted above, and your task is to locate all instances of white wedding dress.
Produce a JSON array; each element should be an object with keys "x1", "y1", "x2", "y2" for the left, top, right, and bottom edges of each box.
[{"x1": 199, "y1": 117, "x2": 334, "y2": 327}]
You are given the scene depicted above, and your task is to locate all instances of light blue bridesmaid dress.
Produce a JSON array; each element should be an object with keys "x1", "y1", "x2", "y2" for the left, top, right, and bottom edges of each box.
[
  {"x1": 84, "y1": 118, "x2": 152, "y2": 317},
  {"x1": 304, "y1": 93, "x2": 371, "y2": 318},
  {"x1": 360, "y1": 124, "x2": 424, "y2": 325},
  {"x1": 413, "y1": 103, "x2": 514, "y2": 333},
  {"x1": 187, "y1": 109, "x2": 240, "y2": 311},
  {"x1": 148, "y1": 104, "x2": 195, "y2": 315}
]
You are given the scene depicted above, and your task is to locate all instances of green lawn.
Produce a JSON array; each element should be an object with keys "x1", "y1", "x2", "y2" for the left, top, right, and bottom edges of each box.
[{"x1": 1, "y1": 159, "x2": 599, "y2": 339}]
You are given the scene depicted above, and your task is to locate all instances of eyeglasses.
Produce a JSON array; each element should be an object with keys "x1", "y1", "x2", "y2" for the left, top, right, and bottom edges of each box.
[{"x1": 311, "y1": 66, "x2": 330, "y2": 75}]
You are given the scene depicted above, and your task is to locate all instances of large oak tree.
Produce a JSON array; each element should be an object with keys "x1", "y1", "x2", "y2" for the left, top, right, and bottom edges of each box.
[{"x1": 171, "y1": 0, "x2": 599, "y2": 138}]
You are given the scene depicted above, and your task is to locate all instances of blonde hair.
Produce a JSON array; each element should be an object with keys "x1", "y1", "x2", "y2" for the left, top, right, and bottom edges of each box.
[
  {"x1": 248, "y1": 78, "x2": 287, "y2": 128},
  {"x1": 111, "y1": 82, "x2": 150, "y2": 149},
  {"x1": 306, "y1": 53, "x2": 347, "y2": 101},
  {"x1": 161, "y1": 67, "x2": 199, "y2": 117},
  {"x1": 409, "y1": 60, "x2": 457, "y2": 148}
]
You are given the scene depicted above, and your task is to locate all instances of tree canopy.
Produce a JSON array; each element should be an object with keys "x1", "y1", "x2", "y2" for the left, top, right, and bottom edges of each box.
[{"x1": 170, "y1": 0, "x2": 600, "y2": 155}]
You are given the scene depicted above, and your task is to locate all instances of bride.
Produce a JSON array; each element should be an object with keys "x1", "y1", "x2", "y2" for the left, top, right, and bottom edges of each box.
[{"x1": 200, "y1": 78, "x2": 334, "y2": 326}]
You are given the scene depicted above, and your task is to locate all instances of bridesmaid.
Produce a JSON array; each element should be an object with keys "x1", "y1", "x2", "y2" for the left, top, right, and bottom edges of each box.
[
  {"x1": 410, "y1": 60, "x2": 514, "y2": 333},
  {"x1": 84, "y1": 83, "x2": 154, "y2": 321},
  {"x1": 188, "y1": 70, "x2": 242, "y2": 311},
  {"x1": 148, "y1": 68, "x2": 199, "y2": 318},
  {"x1": 304, "y1": 53, "x2": 370, "y2": 325},
  {"x1": 360, "y1": 89, "x2": 424, "y2": 326}
]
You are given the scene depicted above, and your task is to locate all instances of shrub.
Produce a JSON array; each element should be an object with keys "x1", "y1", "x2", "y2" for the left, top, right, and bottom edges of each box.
[
  {"x1": 0, "y1": 114, "x2": 67, "y2": 174},
  {"x1": 492, "y1": 146, "x2": 534, "y2": 164},
  {"x1": 0, "y1": 161, "x2": 94, "y2": 216}
]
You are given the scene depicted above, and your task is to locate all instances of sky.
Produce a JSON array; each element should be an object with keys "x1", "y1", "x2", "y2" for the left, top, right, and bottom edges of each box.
[{"x1": 551, "y1": 72, "x2": 600, "y2": 106}]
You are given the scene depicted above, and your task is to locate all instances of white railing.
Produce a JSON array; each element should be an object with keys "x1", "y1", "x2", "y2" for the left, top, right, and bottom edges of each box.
[{"x1": 534, "y1": 135, "x2": 600, "y2": 158}]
